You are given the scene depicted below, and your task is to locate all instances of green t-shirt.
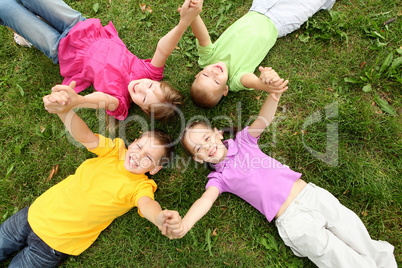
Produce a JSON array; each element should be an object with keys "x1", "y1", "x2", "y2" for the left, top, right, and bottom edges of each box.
[{"x1": 197, "y1": 11, "x2": 278, "y2": 92}]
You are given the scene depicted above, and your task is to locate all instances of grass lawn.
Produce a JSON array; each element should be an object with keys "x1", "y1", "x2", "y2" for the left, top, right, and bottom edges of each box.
[{"x1": 0, "y1": 0, "x2": 401, "y2": 267}]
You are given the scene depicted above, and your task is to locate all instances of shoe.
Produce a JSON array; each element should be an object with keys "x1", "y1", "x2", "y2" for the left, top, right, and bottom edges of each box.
[{"x1": 13, "y1": 33, "x2": 32, "y2": 48}]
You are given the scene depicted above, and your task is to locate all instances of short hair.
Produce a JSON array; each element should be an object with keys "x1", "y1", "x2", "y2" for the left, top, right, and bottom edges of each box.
[
  {"x1": 139, "y1": 129, "x2": 174, "y2": 166},
  {"x1": 180, "y1": 121, "x2": 212, "y2": 156},
  {"x1": 190, "y1": 81, "x2": 222, "y2": 108},
  {"x1": 145, "y1": 81, "x2": 184, "y2": 121}
]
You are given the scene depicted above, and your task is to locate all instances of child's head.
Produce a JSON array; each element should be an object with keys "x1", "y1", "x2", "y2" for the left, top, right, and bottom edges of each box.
[
  {"x1": 124, "y1": 129, "x2": 173, "y2": 175},
  {"x1": 190, "y1": 62, "x2": 229, "y2": 108},
  {"x1": 181, "y1": 121, "x2": 227, "y2": 164},
  {"x1": 128, "y1": 79, "x2": 183, "y2": 121}
]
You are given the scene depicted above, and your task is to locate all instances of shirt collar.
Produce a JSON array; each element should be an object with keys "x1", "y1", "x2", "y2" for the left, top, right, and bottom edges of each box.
[{"x1": 213, "y1": 139, "x2": 238, "y2": 172}]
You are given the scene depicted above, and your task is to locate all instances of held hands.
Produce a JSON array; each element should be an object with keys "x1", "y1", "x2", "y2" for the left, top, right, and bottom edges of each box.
[
  {"x1": 156, "y1": 210, "x2": 189, "y2": 239},
  {"x1": 43, "y1": 81, "x2": 79, "y2": 114},
  {"x1": 258, "y1": 66, "x2": 288, "y2": 101},
  {"x1": 156, "y1": 210, "x2": 186, "y2": 239},
  {"x1": 177, "y1": 0, "x2": 203, "y2": 25}
]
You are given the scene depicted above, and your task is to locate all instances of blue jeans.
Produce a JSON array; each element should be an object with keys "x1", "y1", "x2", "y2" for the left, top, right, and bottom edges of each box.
[
  {"x1": 0, "y1": 0, "x2": 85, "y2": 63},
  {"x1": 0, "y1": 207, "x2": 69, "y2": 267}
]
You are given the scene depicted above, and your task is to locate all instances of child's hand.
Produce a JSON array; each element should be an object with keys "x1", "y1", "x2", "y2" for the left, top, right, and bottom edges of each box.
[
  {"x1": 257, "y1": 67, "x2": 288, "y2": 101},
  {"x1": 51, "y1": 81, "x2": 79, "y2": 104},
  {"x1": 43, "y1": 81, "x2": 82, "y2": 114},
  {"x1": 259, "y1": 66, "x2": 281, "y2": 85},
  {"x1": 43, "y1": 91, "x2": 71, "y2": 114},
  {"x1": 156, "y1": 210, "x2": 183, "y2": 239},
  {"x1": 164, "y1": 216, "x2": 190, "y2": 239},
  {"x1": 178, "y1": 0, "x2": 203, "y2": 25},
  {"x1": 178, "y1": 0, "x2": 199, "y2": 11}
]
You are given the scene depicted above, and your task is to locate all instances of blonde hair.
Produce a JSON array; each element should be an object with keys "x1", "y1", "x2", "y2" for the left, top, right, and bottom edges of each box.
[
  {"x1": 190, "y1": 81, "x2": 222, "y2": 109},
  {"x1": 145, "y1": 81, "x2": 184, "y2": 121}
]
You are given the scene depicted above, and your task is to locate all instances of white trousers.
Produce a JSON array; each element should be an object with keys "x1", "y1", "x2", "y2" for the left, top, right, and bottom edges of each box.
[
  {"x1": 275, "y1": 183, "x2": 397, "y2": 268},
  {"x1": 250, "y1": 0, "x2": 336, "y2": 37}
]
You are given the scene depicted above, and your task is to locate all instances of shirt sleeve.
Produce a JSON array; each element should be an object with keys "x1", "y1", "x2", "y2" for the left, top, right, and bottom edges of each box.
[
  {"x1": 197, "y1": 41, "x2": 215, "y2": 68},
  {"x1": 89, "y1": 135, "x2": 126, "y2": 159},
  {"x1": 139, "y1": 59, "x2": 164, "y2": 81},
  {"x1": 236, "y1": 126, "x2": 259, "y2": 144},
  {"x1": 104, "y1": 92, "x2": 130, "y2": 120},
  {"x1": 133, "y1": 178, "x2": 158, "y2": 217},
  {"x1": 229, "y1": 71, "x2": 253, "y2": 92},
  {"x1": 206, "y1": 171, "x2": 226, "y2": 194}
]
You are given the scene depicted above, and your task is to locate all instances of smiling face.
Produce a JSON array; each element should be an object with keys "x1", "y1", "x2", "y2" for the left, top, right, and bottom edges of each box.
[
  {"x1": 192, "y1": 62, "x2": 229, "y2": 108},
  {"x1": 124, "y1": 135, "x2": 165, "y2": 175},
  {"x1": 196, "y1": 61, "x2": 229, "y2": 88},
  {"x1": 128, "y1": 79, "x2": 164, "y2": 112},
  {"x1": 183, "y1": 124, "x2": 228, "y2": 164}
]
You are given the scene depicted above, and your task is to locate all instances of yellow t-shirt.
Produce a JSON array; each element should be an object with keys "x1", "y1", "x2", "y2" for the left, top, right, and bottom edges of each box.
[{"x1": 28, "y1": 135, "x2": 157, "y2": 255}]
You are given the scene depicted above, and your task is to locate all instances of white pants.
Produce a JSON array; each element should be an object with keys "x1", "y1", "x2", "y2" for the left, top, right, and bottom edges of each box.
[
  {"x1": 250, "y1": 0, "x2": 336, "y2": 37},
  {"x1": 275, "y1": 183, "x2": 397, "y2": 268}
]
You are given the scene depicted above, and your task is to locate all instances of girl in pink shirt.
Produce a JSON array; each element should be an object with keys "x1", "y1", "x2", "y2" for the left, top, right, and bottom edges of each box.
[
  {"x1": 2, "y1": 0, "x2": 203, "y2": 121},
  {"x1": 173, "y1": 68, "x2": 396, "y2": 267}
]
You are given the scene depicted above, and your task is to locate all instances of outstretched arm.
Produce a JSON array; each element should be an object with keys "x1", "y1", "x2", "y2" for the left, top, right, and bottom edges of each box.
[
  {"x1": 46, "y1": 84, "x2": 119, "y2": 113},
  {"x1": 166, "y1": 186, "x2": 220, "y2": 239},
  {"x1": 189, "y1": 15, "x2": 211, "y2": 47},
  {"x1": 43, "y1": 81, "x2": 100, "y2": 150},
  {"x1": 151, "y1": 0, "x2": 203, "y2": 67},
  {"x1": 248, "y1": 90, "x2": 285, "y2": 138}
]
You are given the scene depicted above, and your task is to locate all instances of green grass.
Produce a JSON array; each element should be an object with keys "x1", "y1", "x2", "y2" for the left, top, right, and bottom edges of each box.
[{"x1": 0, "y1": 0, "x2": 401, "y2": 267}]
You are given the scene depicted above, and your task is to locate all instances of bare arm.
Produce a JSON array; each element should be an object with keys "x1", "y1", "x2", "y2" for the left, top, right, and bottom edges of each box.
[
  {"x1": 43, "y1": 82, "x2": 100, "y2": 150},
  {"x1": 241, "y1": 72, "x2": 288, "y2": 95},
  {"x1": 137, "y1": 196, "x2": 165, "y2": 228},
  {"x1": 151, "y1": 0, "x2": 203, "y2": 67},
  {"x1": 190, "y1": 15, "x2": 211, "y2": 47},
  {"x1": 166, "y1": 186, "x2": 220, "y2": 238},
  {"x1": 248, "y1": 92, "x2": 283, "y2": 138},
  {"x1": 48, "y1": 85, "x2": 119, "y2": 113}
]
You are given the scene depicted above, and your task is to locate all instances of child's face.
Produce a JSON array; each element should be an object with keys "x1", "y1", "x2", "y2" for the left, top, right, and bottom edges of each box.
[
  {"x1": 128, "y1": 79, "x2": 163, "y2": 112},
  {"x1": 124, "y1": 135, "x2": 164, "y2": 175},
  {"x1": 184, "y1": 125, "x2": 228, "y2": 164},
  {"x1": 194, "y1": 62, "x2": 229, "y2": 96}
]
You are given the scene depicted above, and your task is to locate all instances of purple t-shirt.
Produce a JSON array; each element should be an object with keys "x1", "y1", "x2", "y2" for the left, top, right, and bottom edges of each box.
[
  {"x1": 206, "y1": 127, "x2": 302, "y2": 222},
  {"x1": 58, "y1": 19, "x2": 164, "y2": 120}
]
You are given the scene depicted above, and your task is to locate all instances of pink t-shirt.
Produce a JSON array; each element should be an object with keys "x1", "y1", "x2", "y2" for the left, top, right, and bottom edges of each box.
[
  {"x1": 58, "y1": 19, "x2": 164, "y2": 120},
  {"x1": 206, "y1": 127, "x2": 302, "y2": 222}
]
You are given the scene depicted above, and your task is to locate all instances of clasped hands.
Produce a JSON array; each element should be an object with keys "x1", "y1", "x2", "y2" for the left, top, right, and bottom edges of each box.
[
  {"x1": 158, "y1": 210, "x2": 188, "y2": 240},
  {"x1": 43, "y1": 81, "x2": 79, "y2": 113},
  {"x1": 258, "y1": 66, "x2": 288, "y2": 101}
]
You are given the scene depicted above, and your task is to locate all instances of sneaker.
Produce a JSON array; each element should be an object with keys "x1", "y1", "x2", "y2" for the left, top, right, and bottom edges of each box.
[{"x1": 13, "y1": 33, "x2": 32, "y2": 48}]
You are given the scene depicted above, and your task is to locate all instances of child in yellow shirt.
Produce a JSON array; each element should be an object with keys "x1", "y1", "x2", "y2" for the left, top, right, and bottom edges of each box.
[{"x1": 0, "y1": 81, "x2": 180, "y2": 267}]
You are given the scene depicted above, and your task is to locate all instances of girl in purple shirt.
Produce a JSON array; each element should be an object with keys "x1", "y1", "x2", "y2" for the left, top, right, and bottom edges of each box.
[
  {"x1": 172, "y1": 68, "x2": 396, "y2": 267},
  {"x1": 1, "y1": 0, "x2": 202, "y2": 121}
]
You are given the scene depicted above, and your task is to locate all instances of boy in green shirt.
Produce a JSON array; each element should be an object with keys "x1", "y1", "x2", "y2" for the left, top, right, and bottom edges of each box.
[{"x1": 188, "y1": 0, "x2": 336, "y2": 108}]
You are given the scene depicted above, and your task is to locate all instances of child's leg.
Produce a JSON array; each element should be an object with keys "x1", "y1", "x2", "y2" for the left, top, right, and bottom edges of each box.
[
  {"x1": 249, "y1": 0, "x2": 336, "y2": 37},
  {"x1": 0, "y1": 207, "x2": 30, "y2": 261},
  {"x1": 8, "y1": 228, "x2": 69, "y2": 268},
  {"x1": 314, "y1": 185, "x2": 397, "y2": 268},
  {"x1": 0, "y1": 207, "x2": 68, "y2": 267},
  {"x1": 275, "y1": 183, "x2": 396, "y2": 268},
  {"x1": 0, "y1": 0, "x2": 84, "y2": 63}
]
